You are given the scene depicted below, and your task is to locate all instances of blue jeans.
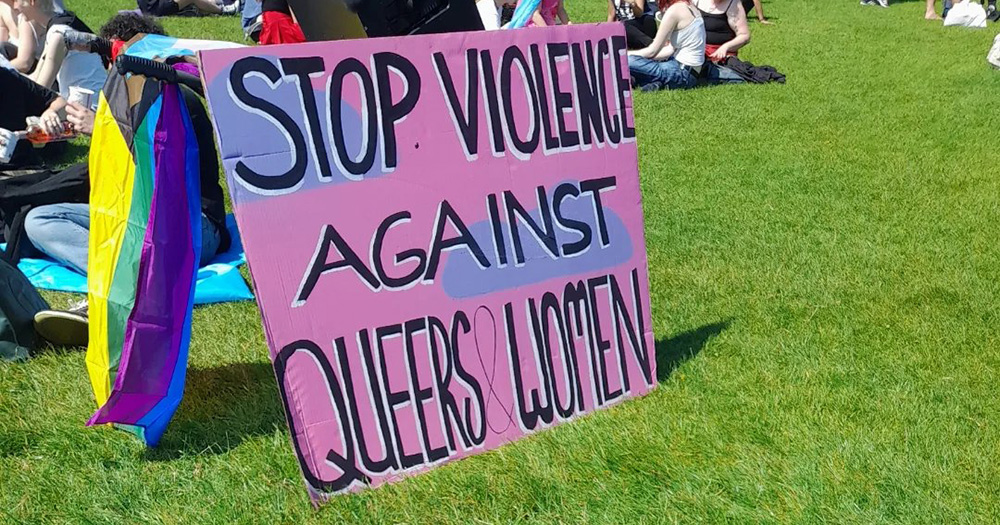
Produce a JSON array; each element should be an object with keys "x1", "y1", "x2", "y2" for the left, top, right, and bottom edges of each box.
[
  {"x1": 242, "y1": 0, "x2": 263, "y2": 31},
  {"x1": 24, "y1": 203, "x2": 221, "y2": 276},
  {"x1": 627, "y1": 56, "x2": 698, "y2": 91},
  {"x1": 701, "y1": 62, "x2": 746, "y2": 86}
]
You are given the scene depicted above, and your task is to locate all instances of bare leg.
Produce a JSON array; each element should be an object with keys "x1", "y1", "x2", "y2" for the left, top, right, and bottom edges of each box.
[
  {"x1": 176, "y1": 0, "x2": 223, "y2": 15},
  {"x1": 925, "y1": 0, "x2": 942, "y2": 19}
]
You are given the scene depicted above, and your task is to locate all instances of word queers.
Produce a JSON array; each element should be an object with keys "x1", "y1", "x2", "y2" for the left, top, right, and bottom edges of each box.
[{"x1": 275, "y1": 269, "x2": 653, "y2": 494}]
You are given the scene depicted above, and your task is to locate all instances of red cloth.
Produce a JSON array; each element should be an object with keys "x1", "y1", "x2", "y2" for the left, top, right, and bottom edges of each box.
[
  {"x1": 111, "y1": 39, "x2": 127, "y2": 61},
  {"x1": 705, "y1": 44, "x2": 737, "y2": 63},
  {"x1": 260, "y1": 11, "x2": 305, "y2": 45}
]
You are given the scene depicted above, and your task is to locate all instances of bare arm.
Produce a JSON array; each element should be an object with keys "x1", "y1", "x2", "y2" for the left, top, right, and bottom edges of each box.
[
  {"x1": 628, "y1": 4, "x2": 678, "y2": 59},
  {"x1": 556, "y1": 0, "x2": 569, "y2": 24},
  {"x1": 0, "y1": 5, "x2": 13, "y2": 43},
  {"x1": 607, "y1": 0, "x2": 616, "y2": 22},
  {"x1": 28, "y1": 28, "x2": 67, "y2": 90},
  {"x1": 708, "y1": 2, "x2": 749, "y2": 60},
  {"x1": 10, "y1": 17, "x2": 36, "y2": 72},
  {"x1": 530, "y1": 7, "x2": 547, "y2": 26}
]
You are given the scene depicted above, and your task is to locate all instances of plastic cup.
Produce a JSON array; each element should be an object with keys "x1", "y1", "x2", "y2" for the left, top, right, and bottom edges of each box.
[
  {"x1": 0, "y1": 129, "x2": 21, "y2": 164},
  {"x1": 67, "y1": 86, "x2": 94, "y2": 109}
]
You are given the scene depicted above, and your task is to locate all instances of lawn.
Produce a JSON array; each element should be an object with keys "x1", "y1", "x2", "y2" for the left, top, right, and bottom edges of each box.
[{"x1": 3, "y1": 0, "x2": 1000, "y2": 522}]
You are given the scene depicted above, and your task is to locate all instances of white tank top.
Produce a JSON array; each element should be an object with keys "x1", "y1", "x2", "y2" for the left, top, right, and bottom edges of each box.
[{"x1": 670, "y1": 12, "x2": 706, "y2": 67}]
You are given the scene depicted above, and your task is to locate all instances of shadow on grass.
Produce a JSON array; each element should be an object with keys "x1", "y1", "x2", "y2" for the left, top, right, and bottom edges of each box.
[
  {"x1": 655, "y1": 320, "x2": 731, "y2": 381},
  {"x1": 144, "y1": 362, "x2": 285, "y2": 461},
  {"x1": 143, "y1": 321, "x2": 730, "y2": 459}
]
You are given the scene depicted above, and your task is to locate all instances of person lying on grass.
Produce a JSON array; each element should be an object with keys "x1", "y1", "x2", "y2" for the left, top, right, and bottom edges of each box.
[
  {"x1": 27, "y1": 13, "x2": 230, "y2": 348},
  {"x1": 627, "y1": 0, "x2": 706, "y2": 91},
  {"x1": 137, "y1": 0, "x2": 241, "y2": 18}
]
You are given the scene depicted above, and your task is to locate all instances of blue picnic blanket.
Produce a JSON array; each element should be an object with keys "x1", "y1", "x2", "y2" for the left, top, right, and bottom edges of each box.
[{"x1": 8, "y1": 214, "x2": 253, "y2": 305}]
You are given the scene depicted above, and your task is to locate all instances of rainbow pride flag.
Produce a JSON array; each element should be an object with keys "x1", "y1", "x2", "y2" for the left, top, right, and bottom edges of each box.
[{"x1": 84, "y1": 36, "x2": 241, "y2": 446}]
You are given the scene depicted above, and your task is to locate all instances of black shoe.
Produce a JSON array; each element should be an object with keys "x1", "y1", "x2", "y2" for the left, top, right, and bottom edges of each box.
[
  {"x1": 640, "y1": 81, "x2": 663, "y2": 92},
  {"x1": 34, "y1": 301, "x2": 88, "y2": 348},
  {"x1": 987, "y1": 5, "x2": 999, "y2": 22}
]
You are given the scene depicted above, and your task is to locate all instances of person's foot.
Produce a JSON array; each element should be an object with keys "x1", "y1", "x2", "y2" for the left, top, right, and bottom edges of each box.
[
  {"x1": 245, "y1": 18, "x2": 263, "y2": 42},
  {"x1": 987, "y1": 5, "x2": 999, "y2": 22},
  {"x1": 639, "y1": 81, "x2": 662, "y2": 92},
  {"x1": 220, "y1": 0, "x2": 241, "y2": 15},
  {"x1": 875, "y1": 0, "x2": 889, "y2": 7},
  {"x1": 860, "y1": 0, "x2": 874, "y2": 5},
  {"x1": 925, "y1": 10, "x2": 943, "y2": 19},
  {"x1": 33, "y1": 299, "x2": 88, "y2": 348}
]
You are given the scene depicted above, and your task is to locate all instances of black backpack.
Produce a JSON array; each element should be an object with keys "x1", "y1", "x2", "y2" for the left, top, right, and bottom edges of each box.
[
  {"x1": 0, "y1": 256, "x2": 48, "y2": 361},
  {"x1": 0, "y1": 163, "x2": 90, "y2": 264}
]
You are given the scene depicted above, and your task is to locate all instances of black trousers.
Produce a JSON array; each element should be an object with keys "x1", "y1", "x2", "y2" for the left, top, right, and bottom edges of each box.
[{"x1": 623, "y1": 16, "x2": 657, "y2": 50}]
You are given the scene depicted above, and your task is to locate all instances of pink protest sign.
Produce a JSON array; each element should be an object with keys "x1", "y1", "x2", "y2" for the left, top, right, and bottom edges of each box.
[{"x1": 199, "y1": 24, "x2": 655, "y2": 503}]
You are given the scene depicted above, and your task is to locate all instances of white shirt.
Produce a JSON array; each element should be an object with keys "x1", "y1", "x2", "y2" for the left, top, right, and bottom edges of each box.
[{"x1": 48, "y1": 23, "x2": 106, "y2": 107}]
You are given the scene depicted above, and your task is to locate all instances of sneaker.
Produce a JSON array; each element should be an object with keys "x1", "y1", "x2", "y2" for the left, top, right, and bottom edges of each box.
[
  {"x1": 988, "y1": 34, "x2": 1000, "y2": 69},
  {"x1": 220, "y1": 0, "x2": 241, "y2": 15},
  {"x1": 987, "y1": 4, "x2": 999, "y2": 22},
  {"x1": 860, "y1": 0, "x2": 874, "y2": 5},
  {"x1": 34, "y1": 299, "x2": 88, "y2": 348},
  {"x1": 245, "y1": 18, "x2": 263, "y2": 42},
  {"x1": 875, "y1": 0, "x2": 889, "y2": 7}
]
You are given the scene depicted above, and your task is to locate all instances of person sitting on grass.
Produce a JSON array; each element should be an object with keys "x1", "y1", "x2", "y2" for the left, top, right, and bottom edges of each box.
[
  {"x1": 627, "y1": 0, "x2": 705, "y2": 91},
  {"x1": 137, "y1": 0, "x2": 241, "y2": 18},
  {"x1": 694, "y1": 0, "x2": 749, "y2": 62},
  {"x1": 0, "y1": 65, "x2": 67, "y2": 168},
  {"x1": 12, "y1": 0, "x2": 105, "y2": 102},
  {"x1": 608, "y1": 0, "x2": 657, "y2": 50},
  {"x1": 27, "y1": 13, "x2": 230, "y2": 347},
  {"x1": 692, "y1": 0, "x2": 753, "y2": 85},
  {"x1": 0, "y1": 0, "x2": 20, "y2": 59},
  {"x1": 4, "y1": 0, "x2": 58, "y2": 73}
]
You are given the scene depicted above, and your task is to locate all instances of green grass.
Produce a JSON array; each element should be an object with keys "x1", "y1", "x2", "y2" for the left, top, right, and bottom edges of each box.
[{"x1": 4, "y1": 0, "x2": 1000, "y2": 522}]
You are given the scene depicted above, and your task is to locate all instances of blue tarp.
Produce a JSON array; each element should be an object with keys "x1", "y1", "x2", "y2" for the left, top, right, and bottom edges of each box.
[{"x1": 9, "y1": 214, "x2": 253, "y2": 305}]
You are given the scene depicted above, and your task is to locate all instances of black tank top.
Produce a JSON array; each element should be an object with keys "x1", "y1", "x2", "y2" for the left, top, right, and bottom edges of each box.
[{"x1": 698, "y1": 0, "x2": 735, "y2": 46}]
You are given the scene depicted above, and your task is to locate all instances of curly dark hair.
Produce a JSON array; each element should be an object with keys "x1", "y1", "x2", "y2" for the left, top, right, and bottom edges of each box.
[{"x1": 99, "y1": 13, "x2": 166, "y2": 41}]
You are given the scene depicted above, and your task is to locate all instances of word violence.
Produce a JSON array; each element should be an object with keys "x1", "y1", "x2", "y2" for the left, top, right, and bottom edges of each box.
[{"x1": 226, "y1": 36, "x2": 634, "y2": 195}]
